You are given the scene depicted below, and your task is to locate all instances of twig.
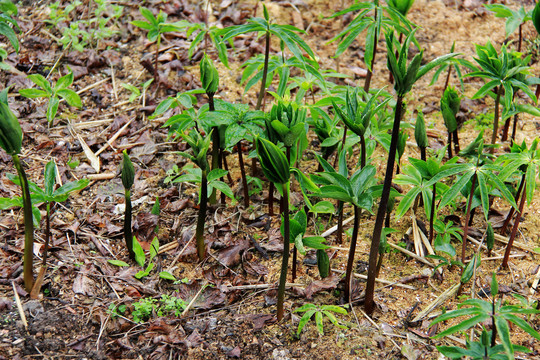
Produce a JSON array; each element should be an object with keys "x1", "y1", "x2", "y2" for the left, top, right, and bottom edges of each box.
[
  {"x1": 387, "y1": 242, "x2": 435, "y2": 267},
  {"x1": 464, "y1": 254, "x2": 526, "y2": 262},
  {"x1": 411, "y1": 282, "x2": 460, "y2": 323},
  {"x1": 331, "y1": 268, "x2": 416, "y2": 290},
  {"x1": 223, "y1": 282, "x2": 303, "y2": 291},
  {"x1": 12, "y1": 282, "x2": 28, "y2": 330},
  {"x1": 321, "y1": 215, "x2": 355, "y2": 237},
  {"x1": 95, "y1": 117, "x2": 135, "y2": 156},
  {"x1": 181, "y1": 281, "x2": 207, "y2": 317}
]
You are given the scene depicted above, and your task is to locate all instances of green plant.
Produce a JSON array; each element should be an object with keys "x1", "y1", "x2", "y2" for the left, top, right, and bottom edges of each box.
[
  {"x1": 121, "y1": 150, "x2": 136, "y2": 260},
  {"x1": 497, "y1": 138, "x2": 540, "y2": 268},
  {"x1": 132, "y1": 297, "x2": 157, "y2": 323},
  {"x1": 414, "y1": 111, "x2": 428, "y2": 161},
  {"x1": 440, "y1": 87, "x2": 461, "y2": 158},
  {"x1": 430, "y1": 42, "x2": 476, "y2": 93},
  {"x1": 312, "y1": 157, "x2": 377, "y2": 302},
  {"x1": 0, "y1": 87, "x2": 33, "y2": 292},
  {"x1": 10, "y1": 160, "x2": 88, "y2": 296},
  {"x1": 159, "y1": 294, "x2": 187, "y2": 317},
  {"x1": 294, "y1": 303, "x2": 348, "y2": 336},
  {"x1": 467, "y1": 42, "x2": 536, "y2": 148},
  {"x1": 107, "y1": 303, "x2": 126, "y2": 319},
  {"x1": 121, "y1": 79, "x2": 153, "y2": 104},
  {"x1": 365, "y1": 29, "x2": 456, "y2": 315},
  {"x1": 430, "y1": 133, "x2": 517, "y2": 263},
  {"x1": 19, "y1": 71, "x2": 82, "y2": 125},
  {"x1": 0, "y1": 0, "x2": 19, "y2": 70},
  {"x1": 131, "y1": 7, "x2": 186, "y2": 82},
  {"x1": 220, "y1": 4, "x2": 315, "y2": 110},
  {"x1": 134, "y1": 236, "x2": 159, "y2": 279},
  {"x1": 431, "y1": 273, "x2": 540, "y2": 359},
  {"x1": 330, "y1": 0, "x2": 415, "y2": 92},
  {"x1": 485, "y1": 3, "x2": 533, "y2": 52},
  {"x1": 255, "y1": 136, "x2": 290, "y2": 321}
]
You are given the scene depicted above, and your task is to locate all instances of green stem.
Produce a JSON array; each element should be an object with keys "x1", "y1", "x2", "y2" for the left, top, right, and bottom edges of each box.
[
  {"x1": 365, "y1": 95, "x2": 404, "y2": 315},
  {"x1": 196, "y1": 169, "x2": 208, "y2": 262},
  {"x1": 502, "y1": 179, "x2": 527, "y2": 268},
  {"x1": 124, "y1": 189, "x2": 134, "y2": 260},
  {"x1": 363, "y1": 8, "x2": 378, "y2": 94},
  {"x1": 237, "y1": 141, "x2": 250, "y2": 208},
  {"x1": 344, "y1": 205, "x2": 360, "y2": 302},
  {"x1": 209, "y1": 94, "x2": 219, "y2": 204},
  {"x1": 13, "y1": 155, "x2": 34, "y2": 292},
  {"x1": 491, "y1": 85, "x2": 503, "y2": 150},
  {"x1": 359, "y1": 133, "x2": 366, "y2": 169},
  {"x1": 429, "y1": 182, "x2": 436, "y2": 244},
  {"x1": 461, "y1": 174, "x2": 477, "y2": 265},
  {"x1": 256, "y1": 31, "x2": 271, "y2": 110},
  {"x1": 277, "y1": 182, "x2": 290, "y2": 321}
]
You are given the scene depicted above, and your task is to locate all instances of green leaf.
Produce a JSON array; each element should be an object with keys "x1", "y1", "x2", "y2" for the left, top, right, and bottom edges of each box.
[
  {"x1": 255, "y1": 137, "x2": 290, "y2": 185},
  {"x1": 133, "y1": 237, "x2": 145, "y2": 267},
  {"x1": 315, "y1": 311, "x2": 324, "y2": 335},
  {"x1": 46, "y1": 96, "x2": 59, "y2": 123},
  {"x1": 55, "y1": 71, "x2": 74, "y2": 90},
  {"x1": 494, "y1": 316, "x2": 513, "y2": 359},
  {"x1": 149, "y1": 237, "x2": 159, "y2": 260},
  {"x1": 56, "y1": 89, "x2": 82, "y2": 108},
  {"x1": 310, "y1": 201, "x2": 334, "y2": 214},
  {"x1": 0, "y1": 22, "x2": 18, "y2": 52},
  {"x1": 27, "y1": 74, "x2": 52, "y2": 94},
  {"x1": 207, "y1": 168, "x2": 228, "y2": 182},
  {"x1": 108, "y1": 259, "x2": 130, "y2": 267},
  {"x1": 44, "y1": 160, "x2": 56, "y2": 197},
  {"x1": 159, "y1": 271, "x2": 176, "y2": 281},
  {"x1": 18, "y1": 89, "x2": 49, "y2": 98},
  {"x1": 297, "y1": 309, "x2": 317, "y2": 335},
  {"x1": 434, "y1": 313, "x2": 490, "y2": 338},
  {"x1": 294, "y1": 233, "x2": 306, "y2": 255}
]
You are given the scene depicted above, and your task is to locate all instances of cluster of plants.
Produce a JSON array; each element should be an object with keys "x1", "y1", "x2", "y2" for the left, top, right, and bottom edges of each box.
[{"x1": 1, "y1": 0, "x2": 540, "y2": 356}]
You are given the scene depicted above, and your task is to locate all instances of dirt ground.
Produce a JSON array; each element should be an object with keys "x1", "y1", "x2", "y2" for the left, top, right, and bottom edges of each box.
[{"x1": 1, "y1": 0, "x2": 540, "y2": 359}]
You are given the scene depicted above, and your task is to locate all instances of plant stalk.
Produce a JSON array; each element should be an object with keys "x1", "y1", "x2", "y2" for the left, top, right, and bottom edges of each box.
[
  {"x1": 461, "y1": 174, "x2": 477, "y2": 264},
  {"x1": 256, "y1": 31, "x2": 271, "y2": 110},
  {"x1": 363, "y1": 8, "x2": 378, "y2": 93},
  {"x1": 209, "y1": 94, "x2": 219, "y2": 204},
  {"x1": 13, "y1": 155, "x2": 34, "y2": 292},
  {"x1": 196, "y1": 169, "x2": 208, "y2": 261},
  {"x1": 365, "y1": 95, "x2": 404, "y2": 315},
  {"x1": 429, "y1": 182, "x2": 437, "y2": 244},
  {"x1": 277, "y1": 183, "x2": 290, "y2": 321},
  {"x1": 490, "y1": 85, "x2": 503, "y2": 150},
  {"x1": 237, "y1": 142, "x2": 250, "y2": 208},
  {"x1": 124, "y1": 188, "x2": 135, "y2": 260},
  {"x1": 502, "y1": 179, "x2": 527, "y2": 268},
  {"x1": 344, "y1": 205, "x2": 360, "y2": 302},
  {"x1": 501, "y1": 173, "x2": 525, "y2": 234}
]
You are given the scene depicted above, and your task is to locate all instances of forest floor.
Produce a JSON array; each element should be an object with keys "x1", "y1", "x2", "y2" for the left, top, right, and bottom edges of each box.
[{"x1": 1, "y1": 0, "x2": 540, "y2": 359}]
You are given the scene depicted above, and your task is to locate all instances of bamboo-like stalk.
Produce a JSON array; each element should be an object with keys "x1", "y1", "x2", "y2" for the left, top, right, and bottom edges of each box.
[
  {"x1": 237, "y1": 142, "x2": 250, "y2": 208},
  {"x1": 256, "y1": 31, "x2": 271, "y2": 110},
  {"x1": 365, "y1": 95, "x2": 404, "y2": 315},
  {"x1": 13, "y1": 155, "x2": 34, "y2": 292},
  {"x1": 491, "y1": 86, "x2": 503, "y2": 150},
  {"x1": 461, "y1": 175, "x2": 477, "y2": 264},
  {"x1": 196, "y1": 170, "x2": 208, "y2": 261},
  {"x1": 124, "y1": 188, "x2": 134, "y2": 260},
  {"x1": 277, "y1": 183, "x2": 290, "y2": 321},
  {"x1": 501, "y1": 179, "x2": 527, "y2": 268}
]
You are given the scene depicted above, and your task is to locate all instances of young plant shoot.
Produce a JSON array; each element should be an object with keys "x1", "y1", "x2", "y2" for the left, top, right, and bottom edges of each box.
[
  {"x1": 0, "y1": 88, "x2": 34, "y2": 292},
  {"x1": 121, "y1": 150, "x2": 136, "y2": 260}
]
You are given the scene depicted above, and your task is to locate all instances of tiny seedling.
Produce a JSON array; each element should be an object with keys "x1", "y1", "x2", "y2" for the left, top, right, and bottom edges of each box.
[
  {"x1": 19, "y1": 70, "x2": 82, "y2": 125},
  {"x1": 294, "y1": 303, "x2": 348, "y2": 336}
]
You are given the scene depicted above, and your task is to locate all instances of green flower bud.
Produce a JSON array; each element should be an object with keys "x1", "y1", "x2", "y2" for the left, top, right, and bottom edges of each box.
[
  {"x1": 0, "y1": 89, "x2": 22, "y2": 156},
  {"x1": 121, "y1": 150, "x2": 135, "y2": 190},
  {"x1": 200, "y1": 53, "x2": 219, "y2": 95},
  {"x1": 533, "y1": 1, "x2": 540, "y2": 36},
  {"x1": 316, "y1": 249, "x2": 330, "y2": 278},
  {"x1": 387, "y1": 0, "x2": 415, "y2": 16},
  {"x1": 255, "y1": 136, "x2": 290, "y2": 185},
  {"x1": 441, "y1": 87, "x2": 460, "y2": 132},
  {"x1": 270, "y1": 101, "x2": 306, "y2": 148},
  {"x1": 414, "y1": 111, "x2": 428, "y2": 149}
]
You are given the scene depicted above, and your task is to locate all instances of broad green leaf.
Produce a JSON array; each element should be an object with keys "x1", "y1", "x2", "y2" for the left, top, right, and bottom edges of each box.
[
  {"x1": 56, "y1": 89, "x2": 82, "y2": 108},
  {"x1": 27, "y1": 74, "x2": 52, "y2": 94},
  {"x1": 46, "y1": 96, "x2": 60, "y2": 123},
  {"x1": 494, "y1": 316, "x2": 513, "y2": 359},
  {"x1": 159, "y1": 271, "x2": 176, "y2": 281},
  {"x1": 133, "y1": 236, "x2": 145, "y2": 267},
  {"x1": 44, "y1": 160, "x2": 56, "y2": 197},
  {"x1": 55, "y1": 71, "x2": 74, "y2": 90},
  {"x1": 315, "y1": 311, "x2": 324, "y2": 334},
  {"x1": 18, "y1": 89, "x2": 48, "y2": 98},
  {"x1": 297, "y1": 309, "x2": 317, "y2": 335}
]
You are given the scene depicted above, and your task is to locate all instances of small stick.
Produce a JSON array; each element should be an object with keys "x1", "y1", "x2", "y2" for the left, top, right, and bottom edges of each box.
[
  {"x1": 12, "y1": 282, "x2": 28, "y2": 330},
  {"x1": 331, "y1": 269, "x2": 416, "y2": 290},
  {"x1": 86, "y1": 173, "x2": 115, "y2": 181},
  {"x1": 463, "y1": 254, "x2": 526, "y2": 262},
  {"x1": 181, "y1": 281, "x2": 207, "y2": 317},
  {"x1": 411, "y1": 282, "x2": 461, "y2": 323},
  {"x1": 386, "y1": 242, "x2": 435, "y2": 267},
  {"x1": 493, "y1": 233, "x2": 536, "y2": 253},
  {"x1": 223, "y1": 283, "x2": 303, "y2": 291},
  {"x1": 95, "y1": 117, "x2": 135, "y2": 156},
  {"x1": 321, "y1": 215, "x2": 355, "y2": 237}
]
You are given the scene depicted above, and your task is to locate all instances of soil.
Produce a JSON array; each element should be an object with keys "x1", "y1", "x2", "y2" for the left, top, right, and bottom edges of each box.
[{"x1": 1, "y1": 0, "x2": 540, "y2": 359}]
